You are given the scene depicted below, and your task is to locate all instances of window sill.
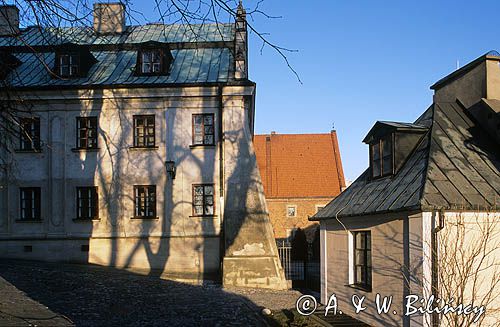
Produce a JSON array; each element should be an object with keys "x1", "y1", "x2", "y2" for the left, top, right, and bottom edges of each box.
[
  {"x1": 73, "y1": 218, "x2": 100, "y2": 222},
  {"x1": 189, "y1": 215, "x2": 218, "y2": 218},
  {"x1": 16, "y1": 219, "x2": 43, "y2": 223},
  {"x1": 71, "y1": 148, "x2": 100, "y2": 152},
  {"x1": 14, "y1": 149, "x2": 42, "y2": 153},
  {"x1": 346, "y1": 283, "x2": 372, "y2": 292},
  {"x1": 130, "y1": 216, "x2": 159, "y2": 220},
  {"x1": 129, "y1": 146, "x2": 159, "y2": 151},
  {"x1": 189, "y1": 144, "x2": 215, "y2": 149}
]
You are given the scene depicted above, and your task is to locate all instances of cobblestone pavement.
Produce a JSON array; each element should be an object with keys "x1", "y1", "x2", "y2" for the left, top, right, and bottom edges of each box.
[{"x1": 0, "y1": 260, "x2": 302, "y2": 327}]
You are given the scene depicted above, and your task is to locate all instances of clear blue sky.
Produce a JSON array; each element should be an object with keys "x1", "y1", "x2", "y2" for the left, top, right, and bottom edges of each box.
[{"x1": 134, "y1": 0, "x2": 499, "y2": 181}]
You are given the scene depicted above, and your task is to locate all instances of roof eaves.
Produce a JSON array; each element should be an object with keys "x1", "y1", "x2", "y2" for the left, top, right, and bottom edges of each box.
[
  {"x1": 309, "y1": 205, "x2": 422, "y2": 221},
  {"x1": 362, "y1": 121, "x2": 428, "y2": 143}
]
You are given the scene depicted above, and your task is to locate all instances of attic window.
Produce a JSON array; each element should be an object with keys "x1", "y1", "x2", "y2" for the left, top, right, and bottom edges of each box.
[
  {"x1": 370, "y1": 134, "x2": 393, "y2": 178},
  {"x1": 136, "y1": 44, "x2": 173, "y2": 76},
  {"x1": 0, "y1": 52, "x2": 22, "y2": 80},
  {"x1": 58, "y1": 53, "x2": 79, "y2": 77},
  {"x1": 141, "y1": 50, "x2": 162, "y2": 74},
  {"x1": 53, "y1": 44, "x2": 97, "y2": 79}
]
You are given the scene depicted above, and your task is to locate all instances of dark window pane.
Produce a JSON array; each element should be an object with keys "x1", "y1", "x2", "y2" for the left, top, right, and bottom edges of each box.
[
  {"x1": 192, "y1": 114, "x2": 215, "y2": 145},
  {"x1": 372, "y1": 143, "x2": 380, "y2": 160},
  {"x1": 133, "y1": 116, "x2": 155, "y2": 147},
  {"x1": 383, "y1": 156, "x2": 393, "y2": 175},
  {"x1": 353, "y1": 231, "x2": 371, "y2": 287},
  {"x1": 76, "y1": 187, "x2": 98, "y2": 219},
  {"x1": 20, "y1": 188, "x2": 41, "y2": 220},
  {"x1": 134, "y1": 185, "x2": 156, "y2": 218},
  {"x1": 19, "y1": 118, "x2": 41, "y2": 151},
  {"x1": 192, "y1": 184, "x2": 215, "y2": 216},
  {"x1": 76, "y1": 117, "x2": 98, "y2": 149}
]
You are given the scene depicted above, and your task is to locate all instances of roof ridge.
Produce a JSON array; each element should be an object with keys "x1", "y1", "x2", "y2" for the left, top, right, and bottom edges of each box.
[{"x1": 416, "y1": 103, "x2": 436, "y2": 211}]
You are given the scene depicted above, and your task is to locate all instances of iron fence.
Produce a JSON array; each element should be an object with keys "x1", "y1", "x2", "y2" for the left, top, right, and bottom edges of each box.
[{"x1": 276, "y1": 239, "x2": 320, "y2": 291}]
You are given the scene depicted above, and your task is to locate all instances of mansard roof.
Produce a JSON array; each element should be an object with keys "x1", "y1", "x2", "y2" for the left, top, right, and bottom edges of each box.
[
  {"x1": 312, "y1": 101, "x2": 500, "y2": 220},
  {"x1": 0, "y1": 23, "x2": 239, "y2": 88}
]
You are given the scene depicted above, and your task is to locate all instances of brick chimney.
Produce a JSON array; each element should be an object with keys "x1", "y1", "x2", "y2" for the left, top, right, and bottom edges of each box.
[
  {"x1": 93, "y1": 3, "x2": 125, "y2": 34},
  {"x1": 0, "y1": 5, "x2": 19, "y2": 36},
  {"x1": 234, "y1": 1, "x2": 248, "y2": 80}
]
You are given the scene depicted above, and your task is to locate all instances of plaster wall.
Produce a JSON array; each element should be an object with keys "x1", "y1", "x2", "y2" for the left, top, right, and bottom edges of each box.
[
  {"x1": 321, "y1": 212, "x2": 424, "y2": 327},
  {"x1": 433, "y1": 61, "x2": 486, "y2": 108},
  {"x1": 0, "y1": 85, "x2": 286, "y2": 289},
  {"x1": 437, "y1": 211, "x2": 500, "y2": 327}
]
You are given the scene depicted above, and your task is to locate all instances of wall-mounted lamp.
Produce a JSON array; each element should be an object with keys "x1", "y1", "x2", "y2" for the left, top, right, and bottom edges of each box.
[{"x1": 165, "y1": 161, "x2": 176, "y2": 179}]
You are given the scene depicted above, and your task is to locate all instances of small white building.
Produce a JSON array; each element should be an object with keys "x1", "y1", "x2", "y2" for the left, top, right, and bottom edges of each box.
[
  {"x1": 0, "y1": 3, "x2": 287, "y2": 289},
  {"x1": 311, "y1": 52, "x2": 500, "y2": 326}
]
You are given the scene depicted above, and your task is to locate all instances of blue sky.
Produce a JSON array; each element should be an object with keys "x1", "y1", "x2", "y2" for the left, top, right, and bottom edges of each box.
[{"x1": 134, "y1": 0, "x2": 499, "y2": 181}]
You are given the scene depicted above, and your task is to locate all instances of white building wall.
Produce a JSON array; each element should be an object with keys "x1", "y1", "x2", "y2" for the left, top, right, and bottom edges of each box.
[{"x1": 0, "y1": 87, "x2": 231, "y2": 275}]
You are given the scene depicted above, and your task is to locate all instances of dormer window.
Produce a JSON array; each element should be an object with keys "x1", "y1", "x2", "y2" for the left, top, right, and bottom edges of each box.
[
  {"x1": 370, "y1": 134, "x2": 393, "y2": 178},
  {"x1": 135, "y1": 43, "x2": 173, "y2": 76},
  {"x1": 53, "y1": 43, "x2": 97, "y2": 79},
  {"x1": 364, "y1": 121, "x2": 428, "y2": 179},
  {"x1": 58, "y1": 53, "x2": 80, "y2": 77},
  {"x1": 0, "y1": 52, "x2": 22, "y2": 80},
  {"x1": 141, "y1": 50, "x2": 162, "y2": 74}
]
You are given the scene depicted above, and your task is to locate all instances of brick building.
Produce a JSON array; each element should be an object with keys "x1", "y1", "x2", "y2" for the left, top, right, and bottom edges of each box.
[{"x1": 254, "y1": 131, "x2": 345, "y2": 241}]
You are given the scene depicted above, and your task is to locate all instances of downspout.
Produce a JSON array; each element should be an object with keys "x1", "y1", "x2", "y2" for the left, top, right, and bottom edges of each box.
[
  {"x1": 431, "y1": 209, "x2": 444, "y2": 327},
  {"x1": 218, "y1": 84, "x2": 225, "y2": 280}
]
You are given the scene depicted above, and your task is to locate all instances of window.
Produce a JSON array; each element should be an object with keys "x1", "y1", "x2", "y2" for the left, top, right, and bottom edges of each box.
[
  {"x1": 76, "y1": 117, "x2": 98, "y2": 149},
  {"x1": 19, "y1": 117, "x2": 40, "y2": 151},
  {"x1": 76, "y1": 187, "x2": 98, "y2": 220},
  {"x1": 58, "y1": 53, "x2": 79, "y2": 77},
  {"x1": 133, "y1": 115, "x2": 155, "y2": 148},
  {"x1": 19, "y1": 187, "x2": 41, "y2": 221},
  {"x1": 287, "y1": 205, "x2": 297, "y2": 217},
  {"x1": 371, "y1": 135, "x2": 393, "y2": 178},
  {"x1": 140, "y1": 50, "x2": 163, "y2": 74},
  {"x1": 192, "y1": 184, "x2": 215, "y2": 216},
  {"x1": 192, "y1": 114, "x2": 215, "y2": 146},
  {"x1": 353, "y1": 231, "x2": 372, "y2": 289},
  {"x1": 134, "y1": 185, "x2": 156, "y2": 218}
]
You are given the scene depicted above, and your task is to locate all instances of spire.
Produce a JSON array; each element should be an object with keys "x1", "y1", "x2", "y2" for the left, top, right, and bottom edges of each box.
[{"x1": 234, "y1": 0, "x2": 247, "y2": 79}]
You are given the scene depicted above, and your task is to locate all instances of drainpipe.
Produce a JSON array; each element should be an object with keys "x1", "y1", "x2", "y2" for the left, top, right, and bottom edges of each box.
[
  {"x1": 218, "y1": 85, "x2": 225, "y2": 280},
  {"x1": 431, "y1": 209, "x2": 444, "y2": 327}
]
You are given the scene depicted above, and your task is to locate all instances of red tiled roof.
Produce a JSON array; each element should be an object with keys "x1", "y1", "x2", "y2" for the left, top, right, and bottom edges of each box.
[{"x1": 254, "y1": 132, "x2": 346, "y2": 198}]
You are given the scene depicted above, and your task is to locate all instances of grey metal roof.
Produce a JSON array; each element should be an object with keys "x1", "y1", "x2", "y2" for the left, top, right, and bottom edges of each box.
[
  {"x1": 312, "y1": 101, "x2": 500, "y2": 220},
  {"x1": 362, "y1": 121, "x2": 428, "y2": 143},
  {"x1": 6, "y1": 48, "x2": 231, "y2": 87},
  {"x1": 0, "y1": 24, "x2": 235, "y2": 47},
  {"x1": 0, "y1": 24, "x2": 235, "y2": 87},
  {"x1": 377, "y1": 121, "x2": 428, "y2": 129}
]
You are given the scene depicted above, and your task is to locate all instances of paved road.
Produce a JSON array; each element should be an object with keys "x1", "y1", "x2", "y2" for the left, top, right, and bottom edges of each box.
[
  {"x1": 0, "y1": 260, "x2": 302, "y2": 326},
  {"x1": 0, "y1": 275, "x2": 71, "y2": 326}
]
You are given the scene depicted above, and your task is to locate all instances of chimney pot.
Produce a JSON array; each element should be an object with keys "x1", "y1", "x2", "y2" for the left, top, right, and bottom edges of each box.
[
  {"x1": 0, "y1": 5, "x2": 19, "y2": 36},
  {"x1": 93, "y1": 3, "x2": 126, "y2": 34}
]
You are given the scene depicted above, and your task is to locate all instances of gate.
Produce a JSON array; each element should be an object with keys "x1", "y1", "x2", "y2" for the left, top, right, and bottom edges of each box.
[
  {"x1": 276, "y1": 239, "x2": 304, "y2": 280},
  {"x1": 276, "y1": 230, "x2": 320, "y2": 291}
]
